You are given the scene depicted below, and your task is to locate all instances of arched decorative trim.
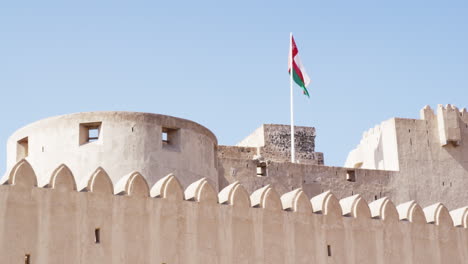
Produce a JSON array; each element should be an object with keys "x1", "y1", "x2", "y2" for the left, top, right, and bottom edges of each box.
[
  {"x1": 49, "y1": 164, "x2": 77, "y2": 191},
  {"x1": 280, "y1": 188, "x2": 312, "y2": 214},
  {"x1": 339, "y1": 194, "x2": 371, "y2": 218},
  {"x1": 79, "y1": 167, "x2": 114, "y2": 194},
  {"x1": 218, "y1": 181, "x2": 250, "y2": 208},
  {"x1": 184, "y1": 178, "x2": 217, "y2": 204},
  {"x1": 311, "y1": 190, "x2": 342, "y2": 216},
  {"x1": 1, "y1": 159, "x2": 37, "y2": 187},
  {"x1": 450, "y1": 206, "x2": 468, "y2": 228},
  {"x1": 250, "y1": 185, "x2": 282, "y2": 211},
  {"x1": 151, "y1": 173, "x2": 184, "y2": 201},
  {"x1": 115, "y1": 171, "x2": 149, "y2": 197},
  {"x1": 369, "y1": 197, "x2": 399, "y2": 222},
  {"x1": 396, "y1": 201, "x2": 426, "y2": 224},
  {"x1": 423, "y1": 203, "x2": 454, "y2": 227}
]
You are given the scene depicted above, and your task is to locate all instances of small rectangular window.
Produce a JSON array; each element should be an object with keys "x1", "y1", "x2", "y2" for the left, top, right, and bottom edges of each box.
[
  {"x1": 346, "y1": 170, "x2": 356, "y2": 182},
  {"x1": 79, "y1": 122, "x2": 102, "y2": 145},
  {"x1": 161, "y1": 127, "x2": 180, "y2": 150},
  {"x1": 25, "y1": 254, "x2": 30, "y2": 264},
  {"x1": 17, "y1": 137, "x2": 29, "y2": 161},
  {"x1": 256, "y1": 163, "x2": 267, "y2": 177},
  {"x1": 95, "y1": 228, "x2": 100, "y2": 244},
  {"x1": 327, "y1": 245, "x2": 332, "y2": 257}
]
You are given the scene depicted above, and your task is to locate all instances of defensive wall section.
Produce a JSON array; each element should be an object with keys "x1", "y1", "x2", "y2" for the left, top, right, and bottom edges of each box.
[
  {"x1": 220, "y1": 105, "x2": 468, "y2": 210},
  {"x1": 345, "y1": 105, "x2": 468, "y2": 209},
  {"x1": 0, "y1": 159, "x2": 467, "y2": 264},
  {"x1": 5, "y1": 112, "x2": 219, "y2": 190}
]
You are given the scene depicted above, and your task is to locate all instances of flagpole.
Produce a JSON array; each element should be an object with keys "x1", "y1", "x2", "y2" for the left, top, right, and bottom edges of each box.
[{"x1": 290, "y1": 32, "x2": 296, "y2": 163}]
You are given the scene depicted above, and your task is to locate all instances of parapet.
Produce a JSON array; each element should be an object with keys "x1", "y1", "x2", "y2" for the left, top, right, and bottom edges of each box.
[
  {"x1": 2, "y1": 159, "x2": 466, "y2": 228},
  {"x1": 1, "y1": 159, "x2": 467, "y2": 263},
  {"x1": 420, "y1": 104, "x2": 468, "y2": 146}
]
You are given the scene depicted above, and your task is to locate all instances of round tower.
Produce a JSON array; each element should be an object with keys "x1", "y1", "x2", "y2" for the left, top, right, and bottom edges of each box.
[{"x1": 5, "y1": 112, "x2": 219, "y2": 189}]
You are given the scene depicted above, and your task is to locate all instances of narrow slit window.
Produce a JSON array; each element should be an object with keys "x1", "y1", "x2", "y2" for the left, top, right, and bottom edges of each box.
[
  {"x1": 346, "y1": 170, "x2": 356, "y2": 182},
  {"x1": 95, "y1": 228, "x2": 100, "y2": 244},
  {"x1": 327, "y1": 245, "x2": 332, "y2": 257},
  {"x1": 25, "y1": 254, "x2": 30, "y2": 264},
  {"x1": 256, "y1": 163, "x2": 267, "y2": 177},
  {"x1": 162, "y1": 131, "x2": 168, "y2": 143}
]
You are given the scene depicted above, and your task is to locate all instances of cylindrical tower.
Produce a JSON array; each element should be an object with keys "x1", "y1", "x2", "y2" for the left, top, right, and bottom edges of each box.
[{"x1": 5, "y1": 112, "x2": 219, "y2": 189}]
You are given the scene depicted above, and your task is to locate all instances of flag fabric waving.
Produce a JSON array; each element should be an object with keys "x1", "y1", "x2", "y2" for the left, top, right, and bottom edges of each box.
[{"x1": 288, "y1": 35, "x2": 311, "y2": 97}]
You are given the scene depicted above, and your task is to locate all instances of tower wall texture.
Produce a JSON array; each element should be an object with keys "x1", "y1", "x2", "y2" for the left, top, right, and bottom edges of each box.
[{"x1": 4, "y1": 112, "x2": 218, "y2": 189}]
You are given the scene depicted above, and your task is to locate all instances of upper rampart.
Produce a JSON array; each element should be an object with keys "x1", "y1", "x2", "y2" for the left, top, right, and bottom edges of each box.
[
  {"x1": 0, "y1": 159, "x2": 466, "y2": 263},
  {"x1": 5, "y1": 111, "x2": 219, "y2": 189}
]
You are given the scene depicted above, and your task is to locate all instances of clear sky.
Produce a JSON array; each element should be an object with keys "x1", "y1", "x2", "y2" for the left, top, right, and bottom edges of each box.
[{"x1": 1, "y1": 1, "x2": 468, "y2": 175}]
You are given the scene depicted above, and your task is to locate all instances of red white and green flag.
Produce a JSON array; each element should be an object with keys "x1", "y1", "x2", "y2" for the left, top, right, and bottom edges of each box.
[{"x1": 288, "y1": 35, "x2": 311, "y2": 97}]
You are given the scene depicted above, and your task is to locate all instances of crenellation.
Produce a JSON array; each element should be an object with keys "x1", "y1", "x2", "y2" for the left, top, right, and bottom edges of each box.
[
  {"x1": 0, "y1": 159, "x2": 467, "y2": 263},
  {"x1": 420, "y1": 105, "x2": 435, "y2": 120},
  {"x1": 423, "y1": 203, "x2": 454, "y2": 227}
]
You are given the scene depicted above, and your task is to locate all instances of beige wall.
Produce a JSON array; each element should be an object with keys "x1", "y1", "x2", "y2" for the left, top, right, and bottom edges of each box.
[
  {"x1": 0, "y1": 160, "x2": 466, "y2": 264},
  {"x1": 343, "y1": 105, "x2": 468, "y2": 209},
  {"x1": 4, "y1": 112, "x2": 219, "y2": 190}
]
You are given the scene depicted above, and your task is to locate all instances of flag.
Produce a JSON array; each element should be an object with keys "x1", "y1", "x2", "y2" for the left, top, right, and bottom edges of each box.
[{"x1": 288, "y1": 35, "x2": 311, "y2": 97}]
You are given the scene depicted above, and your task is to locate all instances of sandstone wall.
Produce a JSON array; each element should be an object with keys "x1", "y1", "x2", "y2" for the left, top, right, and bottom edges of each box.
[
  {"x1": 2, "y1": 160, "x2": 466, "y2": 264},
  {"x1": 218, "y1": 158, "x2": 394, "y2": 204},
  {"x1": 5, "y1": 112, "x2": 219, "y2": 190}
]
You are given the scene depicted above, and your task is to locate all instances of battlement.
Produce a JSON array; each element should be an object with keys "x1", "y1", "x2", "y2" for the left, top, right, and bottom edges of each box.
[
  {"x1": 0, "y1": 159, "x2": 466, "y2": 263},
  {"x1": 420, "y1": 104, "x2": 468, "y2": 146}
]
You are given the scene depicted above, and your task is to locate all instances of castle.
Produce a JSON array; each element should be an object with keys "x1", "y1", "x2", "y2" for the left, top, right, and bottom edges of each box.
[{"x1": 0, "y1": 105, "x2": 467, "y2": 263}]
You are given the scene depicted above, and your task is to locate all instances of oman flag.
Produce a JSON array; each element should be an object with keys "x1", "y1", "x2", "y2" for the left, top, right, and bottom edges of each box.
[{"x1": 288, "y1": 35, "x2": 311, "y2": 97}]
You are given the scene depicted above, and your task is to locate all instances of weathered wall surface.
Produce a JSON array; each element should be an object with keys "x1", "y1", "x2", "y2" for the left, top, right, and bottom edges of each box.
[
  {"x1": 237, "y1": 124, "x2": 324, "y2": 165},
  {"x1": 218, "y1": 158, "x2": 395, "y2": 204},
  {"x1": 4, "y1": 112, "x2": 219, "y2": 190},
  {"x1": 0, "y1": 160, "x2": 467, "y2": 264},
  {"x1": 343, "y1": 105, "x2": 468, "y2": 209},
  {"x1": 389, "y1": 105, "x2": 468, "y2": 209}
]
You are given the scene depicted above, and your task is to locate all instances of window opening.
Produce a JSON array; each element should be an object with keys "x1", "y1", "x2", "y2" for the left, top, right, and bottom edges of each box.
[
  {"x1": 88, "y1": 128, "x2": 99, "y2": 142},
  {"x1": 161, "y1": 127, "x2": 180, "y2": 150},
  {"x1": 346, "y1": 170, "x2": 356, "y2": 182},
  {"x1": 256, "y1": 162, "x2": 267, "y2": 177},
  {"x1": 17, "y1": 137, "x2": 29, "y2": 161},
  {"x1": 79, "y1": 122, "x2": 102, "y2": 145},
  {"x1": 162, "y1": 131, "x2": 168, "y2": 143},
  {"x1": 25, "y1": 254, "x2": 30, "y2": 264},
  {"x1": 374, "y1": 195, "x2": 378, "y2": 200},
  {"x1": 327, "y1": 245, "x2": 332, "y2": 257},
  {"x1": 95, "y1": 228, "x2": 100, "y2": 244}
]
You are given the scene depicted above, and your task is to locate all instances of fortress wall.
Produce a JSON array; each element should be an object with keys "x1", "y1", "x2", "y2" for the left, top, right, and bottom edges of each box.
[
  {"x1": 0, "y1": 160, "x2": 466, "y2": 264},
  {"x1": 343, "y1": 105, "x2": 468, "y2": 209},
  {"x1": 218, "y1": 158, "x2": 395, "y2": 204},
  {"x1": 345, "y1": 118, "x2": 399, "y2": 171},
  {"x1": 390, "y1": 106, "x2": 468, "y2": 209}
]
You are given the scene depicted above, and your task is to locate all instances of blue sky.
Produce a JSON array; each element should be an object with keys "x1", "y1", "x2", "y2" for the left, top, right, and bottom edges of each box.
[{"x1": 1, "y1": 1, "x2": 467, "y2": 174}]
